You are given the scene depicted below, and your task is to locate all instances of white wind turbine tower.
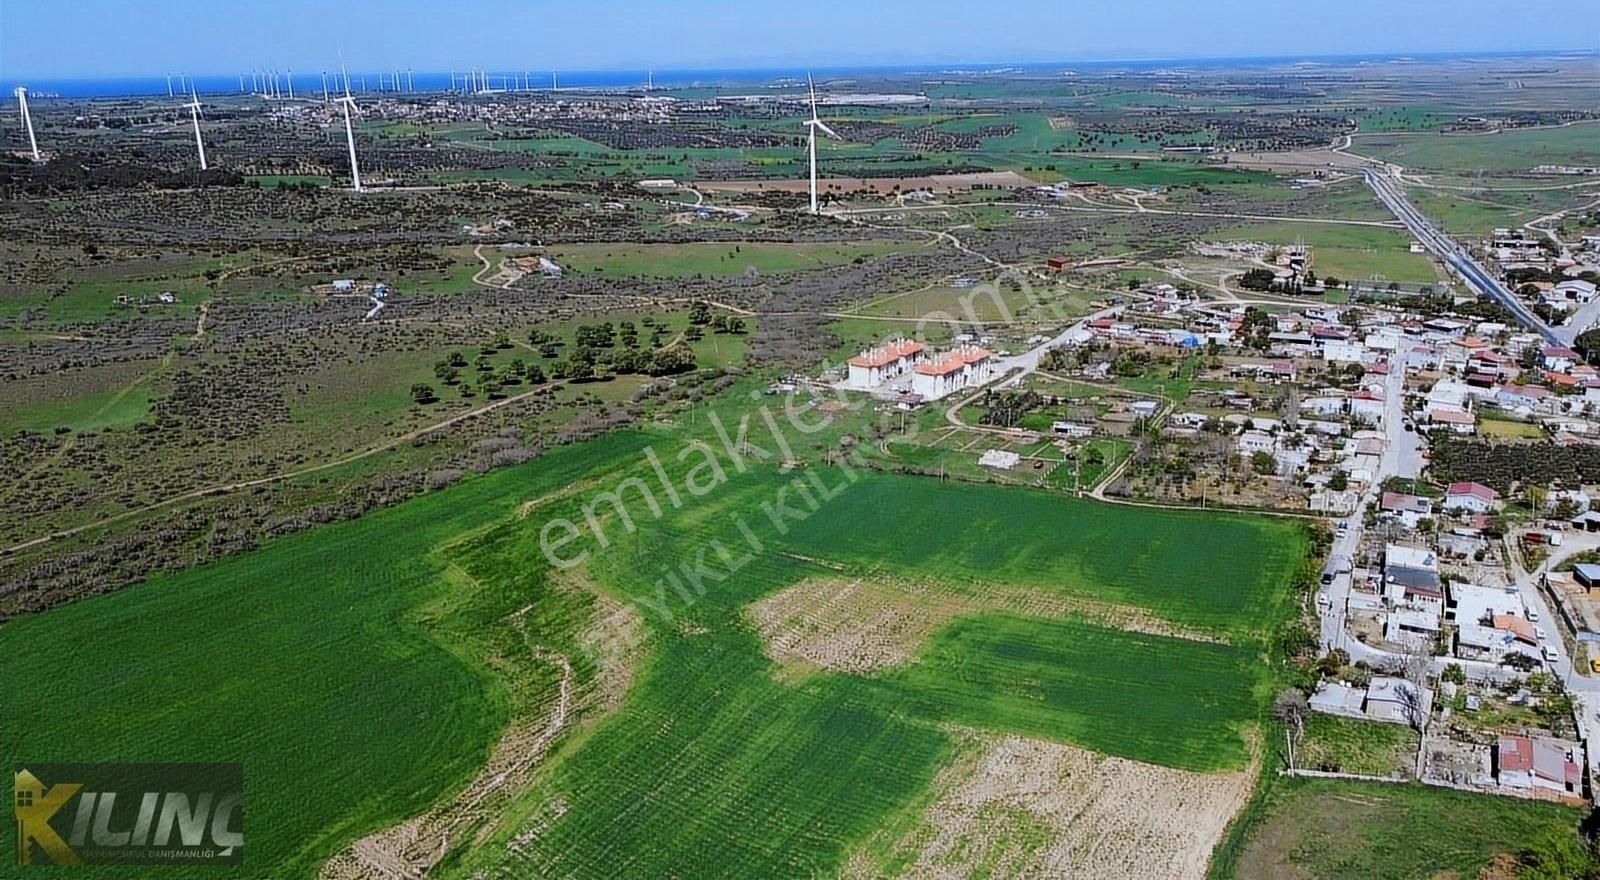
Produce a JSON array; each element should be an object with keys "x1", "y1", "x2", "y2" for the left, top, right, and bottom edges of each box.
[
  {"x1": 337, "y1": 64, "x2": 363, "y2": 192},
  {"x1": 14, "y1": 86, "x2": 41, "y2": 162},
  {"x1": 183, "y1": 88, "x2": 208, "y2": 170},
  {"x1": 804, "y1": 74, "x2": 841, "y2": 215},
  {"x1": 286, "y1": 69, "x2": 294, "y2": 99}
]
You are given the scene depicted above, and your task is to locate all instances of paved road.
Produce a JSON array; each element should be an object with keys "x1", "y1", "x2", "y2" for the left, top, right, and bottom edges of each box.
[
  {"x1": 1364, "y1": 168, "x2": 1564, "y2": 346},
  {"x1": 1318, "y1": 350, "x2": 1424, "y2": 660}
]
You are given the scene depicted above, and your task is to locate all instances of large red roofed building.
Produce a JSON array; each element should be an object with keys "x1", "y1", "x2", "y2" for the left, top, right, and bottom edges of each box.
[
  {"x1": 845, "y1": 338, "x2": 927, "y2": 388},
  {"x1": 911, "y1": 346, "x2": 993, "y2": 400}
]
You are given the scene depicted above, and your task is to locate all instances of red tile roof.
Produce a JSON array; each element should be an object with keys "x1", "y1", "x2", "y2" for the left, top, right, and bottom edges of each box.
[
  {"x1": 1499, "y1": 736, "x2": 1533, "y2": 773},
  {"x1": 848, "y1": 339, "x2": 926, "y2": 369},
  {"x1": 914, "y1": 348, "x2": 991, "y2": 377},
  {"x1": 1447, "y1": 481, "x2": 1498, "y2": 502}
]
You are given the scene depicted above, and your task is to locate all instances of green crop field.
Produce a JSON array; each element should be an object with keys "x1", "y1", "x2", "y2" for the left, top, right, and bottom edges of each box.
[
  {"x1": 881, "y1": 613, "x2": 1260, "y2": 769},
  {"x1": 0, "y1": 432, "x2": 660, "y2": 879},
  {"x1": 1211, "y1": 222, "x2": 1440, "y2": 284},
  {"x1": 2, "y1": 391, "x2": 1308, "y2": 877},
  {"x1": 1349, "y1": 122, "x2": 1600, "y2": 173}
]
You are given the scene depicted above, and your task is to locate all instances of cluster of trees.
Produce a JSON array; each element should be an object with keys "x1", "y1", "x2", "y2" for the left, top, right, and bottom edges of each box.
[
  {"x1": 415, "y1": 319, "x2": 701, "y2": 403},
  {"x1": 977, "y1": 390, "x2": 1043, "y2": 428},
  {"x1": 0, "y1": 153, "x2": 244, "y2": 197},
  {"x1": 1430, "y1": 437, "x2": 1600, "y2": 493},
  {"x1": 1239, "y1": 306, "x2": 1276, "y2": 350}
]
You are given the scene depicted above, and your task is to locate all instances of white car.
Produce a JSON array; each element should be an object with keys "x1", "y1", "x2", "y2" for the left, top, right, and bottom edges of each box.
[{"x1": 1544, "y1": 645, "x2": 1560, "y2": 663}]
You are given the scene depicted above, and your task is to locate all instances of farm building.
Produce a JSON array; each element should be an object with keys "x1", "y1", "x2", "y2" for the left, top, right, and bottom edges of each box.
[{"x1": 846, "y1": 339, "x2": 927, "y2": 388}]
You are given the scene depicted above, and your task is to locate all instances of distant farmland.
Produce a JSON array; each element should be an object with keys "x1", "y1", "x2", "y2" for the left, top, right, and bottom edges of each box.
[{"x1": 1, "y1": 428, "x2": 1307, "y2": 878}]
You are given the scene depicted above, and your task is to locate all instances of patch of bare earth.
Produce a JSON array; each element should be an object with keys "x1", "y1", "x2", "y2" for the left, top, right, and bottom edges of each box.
[
  {"x1": 748, "y1": 575, "x2": 1222, "y2": 675},
  {"x1": 843, "y1": 731, "x2": 1258, "y2": 880},
  {"x1": 319, "y1": 572, "x2": 643, "y2": 880}
]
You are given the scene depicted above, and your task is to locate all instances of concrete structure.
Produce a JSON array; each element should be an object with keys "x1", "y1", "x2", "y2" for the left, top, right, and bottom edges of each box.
[
  {"x1": 1365, "y1": 676, "x2": 1433, "y2": 727},
  {"x1": 1497, "y1": 735, "x2": 1584, "y2": 802}
]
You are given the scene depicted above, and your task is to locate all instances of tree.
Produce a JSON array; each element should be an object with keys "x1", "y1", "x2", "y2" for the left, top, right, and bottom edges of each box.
[
  {"x1": 410, "y1": 383, "x2": 438, "y2": 405},
  {"x1": 1251, "y1": 450, "x2": 1276, "y2": 475},
  {"x1": 688, "y1": 301, "x2": 711, "y2": 326},
  {"x1": 1272, "y1": 689, "x2": 1309, "y2": 770},
  {"x1": 1330, "y1": 470, "x2": 1349, "y2": 492},
  {"x1": 1443, "y1": 663, "x2": 1467, "y2": 685}
]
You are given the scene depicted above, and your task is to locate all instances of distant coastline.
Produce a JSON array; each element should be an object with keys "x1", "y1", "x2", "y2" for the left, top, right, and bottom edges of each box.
[{"x1": 7, "y1": 48, "x2": 1596, "y2": 100}]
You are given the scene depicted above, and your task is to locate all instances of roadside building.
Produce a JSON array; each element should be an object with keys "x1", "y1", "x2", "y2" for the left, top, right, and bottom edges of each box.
[
  {"x1": 1385, "y1": 544, "x2": 1443, "y2": 612},
  {"x1": 1428, "y1": 408, "x2": 1476, "y2": 434},
  {"x1": 1380, "y1": 492, "x2": 1434, "y2": 528}
]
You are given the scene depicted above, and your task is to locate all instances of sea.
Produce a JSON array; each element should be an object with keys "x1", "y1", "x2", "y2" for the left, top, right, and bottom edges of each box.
[{"x1": 9, "y1": 50, "x2": 1593, "y2": 100}]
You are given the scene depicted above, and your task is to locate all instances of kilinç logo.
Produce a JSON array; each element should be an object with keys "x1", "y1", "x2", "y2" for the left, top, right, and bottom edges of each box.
[{"x1": 14, "y1": 764, "x2": 243, "y2": 866}]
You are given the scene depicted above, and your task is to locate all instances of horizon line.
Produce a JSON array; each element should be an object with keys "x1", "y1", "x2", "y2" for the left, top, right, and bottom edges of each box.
[{"x1": 7, "y1": 45, "x2": 1598, "y2": 85}]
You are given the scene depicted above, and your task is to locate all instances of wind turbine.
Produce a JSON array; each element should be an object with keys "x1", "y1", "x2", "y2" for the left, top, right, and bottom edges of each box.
[
  {"x1": 804, "y1": 74, "x2": 841, "y2": 215},
  {"x1": 285, "y1": 69, "x2": 294, "y2": 100},
  {"x1": 337, "y1": 63, "x2": 363, "y2": 192},
  {"x1": 14, "y1": 86, "x2": 40, "y2": 162},
  {"x1": 183, "y1": 88, "x2": 207, "y2": 170}
]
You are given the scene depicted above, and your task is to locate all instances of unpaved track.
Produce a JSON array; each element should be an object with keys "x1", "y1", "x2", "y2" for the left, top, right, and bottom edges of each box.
[{"x1": 320, "y1": 575, "x2": 642, "y2": 879}]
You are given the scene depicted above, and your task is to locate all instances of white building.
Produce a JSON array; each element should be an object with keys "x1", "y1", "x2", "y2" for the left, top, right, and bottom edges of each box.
[
  {"x1": 845, "y1": 339, "x2": 927, "y2": 388},
  {"x1": 1444, "y1": 481, "x2": 1498, "y2": 514},
  {"x1": 1323, "y1": 340, "x2": 1369, "y2": 364},
  {"x1": 910, "y1": 346, "x2": 994, "y2": 400}
]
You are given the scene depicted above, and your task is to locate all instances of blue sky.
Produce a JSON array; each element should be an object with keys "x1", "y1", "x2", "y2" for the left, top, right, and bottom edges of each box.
[{"x1": 2, "y1": 0, "x2": 1596, "y2": 79}]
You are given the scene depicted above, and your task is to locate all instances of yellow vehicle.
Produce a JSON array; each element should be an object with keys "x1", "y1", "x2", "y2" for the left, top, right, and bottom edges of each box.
[{"x1": 1589, "y1": 658, "x2": 1600, "y2": 675}]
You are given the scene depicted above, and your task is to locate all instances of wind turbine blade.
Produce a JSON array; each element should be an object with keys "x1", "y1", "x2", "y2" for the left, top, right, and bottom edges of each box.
[
  {"x1": 814, "y1": 119, "x2": 842, "y2": 141},
  {"x1": 808, "y1": 73, "x2": 817, "y2": 117}
]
